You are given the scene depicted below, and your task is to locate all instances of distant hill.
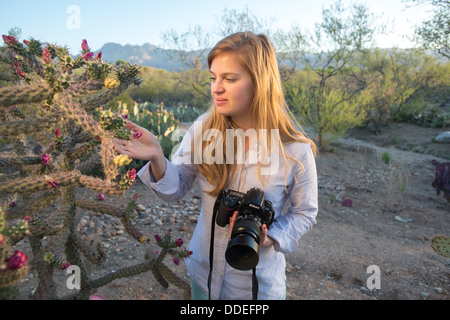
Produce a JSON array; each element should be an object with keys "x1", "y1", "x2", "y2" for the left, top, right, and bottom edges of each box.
[
  {"x1": 96, "y1": 42, "x2": 189, "y2": 71},
  {"x1": 96, "y1": 42, "x2": 447, "y2": 73}
]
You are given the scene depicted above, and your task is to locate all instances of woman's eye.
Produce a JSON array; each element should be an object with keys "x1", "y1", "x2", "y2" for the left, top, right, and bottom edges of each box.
[
  {"x1": 210, "y1": 77, "x2": 216, "y2": 81},
  {"x1": 226, "y1": 78, "x2": 236, "y2": 82}
]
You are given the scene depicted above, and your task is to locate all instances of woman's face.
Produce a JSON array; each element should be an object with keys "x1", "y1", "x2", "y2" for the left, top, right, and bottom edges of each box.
[{"x1": 210, "y1": 52, "x2": 254, "y2": 125}]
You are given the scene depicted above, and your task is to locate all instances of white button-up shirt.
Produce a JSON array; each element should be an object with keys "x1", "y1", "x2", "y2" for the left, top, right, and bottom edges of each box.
[{"x1": 137, "y1": 116, "x2": 318, "y2": 300}]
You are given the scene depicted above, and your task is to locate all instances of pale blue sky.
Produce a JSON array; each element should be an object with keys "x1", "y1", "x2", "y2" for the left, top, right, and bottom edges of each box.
[{"x1": 0, "y1": 0, "x2": 433, "y2": 54}]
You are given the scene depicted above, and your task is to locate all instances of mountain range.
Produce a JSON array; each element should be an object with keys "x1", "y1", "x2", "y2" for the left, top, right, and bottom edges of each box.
[
  {"x1": 96, "y1": 42, "x2": 195, "y2": 71},
  {"x1": 96, "y1": 42, "x2": 446, "y2": 73}
]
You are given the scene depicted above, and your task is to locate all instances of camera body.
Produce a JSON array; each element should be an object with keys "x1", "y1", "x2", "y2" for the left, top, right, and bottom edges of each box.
[{"x1": 214, "y1": 187, "x2": 274, "y2": 270}]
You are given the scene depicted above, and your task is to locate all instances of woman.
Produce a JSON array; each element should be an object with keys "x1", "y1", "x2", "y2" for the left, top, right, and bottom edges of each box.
[{"x1": 112, "y1": 31, "x2": 318, "y2": 300}]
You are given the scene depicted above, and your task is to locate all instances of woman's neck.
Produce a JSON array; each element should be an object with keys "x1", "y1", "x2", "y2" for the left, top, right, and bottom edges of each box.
[
  {"x1": 229, "y1": 115, "x2": 255, "y2": 132},
  {"x1": 228, "y1": 116, "x2": 258, "y2": 152}
]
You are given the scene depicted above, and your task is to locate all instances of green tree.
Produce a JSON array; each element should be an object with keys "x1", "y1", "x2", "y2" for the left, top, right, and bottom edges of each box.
[
  {"x1": 360, "y1": 48, "x2": 449, "y2": 132},
  {"x1": 410, "y1": 0, "x2": 450, "y2": 59},
  {"x1": 289, "y1": 1, "x2": 384, "y2": 148}
]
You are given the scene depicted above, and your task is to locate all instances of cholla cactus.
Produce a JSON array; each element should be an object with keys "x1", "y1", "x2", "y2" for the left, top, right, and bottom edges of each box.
[{"x1": 0, "y1": 36, "x2": 190, "y2": 299}]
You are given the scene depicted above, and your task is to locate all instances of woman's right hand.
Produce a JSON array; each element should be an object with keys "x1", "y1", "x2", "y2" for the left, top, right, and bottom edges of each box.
[{"x1": 112, "y1": 121, "x2": 163, "y2": 162}]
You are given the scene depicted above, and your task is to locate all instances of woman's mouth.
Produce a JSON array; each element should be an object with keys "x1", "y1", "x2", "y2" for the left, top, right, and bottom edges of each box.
[{"x1": 215, "y1": 98, "x2": 228, "y2": 106}]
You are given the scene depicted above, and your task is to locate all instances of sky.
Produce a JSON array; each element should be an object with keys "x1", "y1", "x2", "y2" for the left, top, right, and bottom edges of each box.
[{"x1": 0, "y1": 0, "x2": 435, "y2": 54}]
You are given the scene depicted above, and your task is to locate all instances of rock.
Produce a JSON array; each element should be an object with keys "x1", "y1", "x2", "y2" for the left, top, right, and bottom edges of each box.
[
  {"x1": 435, "y1": 131, "x2": 450, "y2": 143},
  {"x1": 154, "y1": 218, "x2": 162, "y2": 226},
  {"x1": 179, "y1": 225, "x2": 190, "y2": 232},
  {"x1": 135, "y1": 204, "x2": 146, "y2": 212},
  {"x1": 188, "y1": 216, "x2": 198, "y2": 223}
]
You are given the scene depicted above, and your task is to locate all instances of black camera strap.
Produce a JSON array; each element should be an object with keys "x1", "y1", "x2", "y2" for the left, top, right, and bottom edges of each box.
[
  {"x1": 207, "y1": 208, "x2": 259, "y2": 300},
  {"x1": 252, "y1": 267, "x2": 258, "y2": 300},
  {"x1": 207, "y1": 207, "x2": 218, "y2": 300}
]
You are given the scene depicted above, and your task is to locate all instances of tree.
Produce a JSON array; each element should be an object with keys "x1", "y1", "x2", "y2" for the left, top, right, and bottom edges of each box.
[
  {"x1": 290, "y1": 0, "x2": 385, "y2": 148},
  {"x1": 410, "y1": 0, "x2": 450, "y2": 59}
]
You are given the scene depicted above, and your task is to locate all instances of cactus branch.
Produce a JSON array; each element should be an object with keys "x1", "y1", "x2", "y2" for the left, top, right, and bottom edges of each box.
[{"x1": 0, "y1": 83, "x2": 52, "y2": 107}]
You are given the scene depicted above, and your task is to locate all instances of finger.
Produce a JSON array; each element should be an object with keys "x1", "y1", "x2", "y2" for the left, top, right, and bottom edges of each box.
[
  {"x1": 124, "y1": 121, "x2": 142, "y2": 131},
  {"x1": 228, "y1": 211, "x2": 239, "y2": 239},
  {"x1": 261, "y1": 224, "x2": 268, "y2": 241},
  {"x1": 113, "y1": 144, "x2": 132, "y2": 157},
  {"x1": 112, "y1": 137, "x2": 128, "y2": 146}
]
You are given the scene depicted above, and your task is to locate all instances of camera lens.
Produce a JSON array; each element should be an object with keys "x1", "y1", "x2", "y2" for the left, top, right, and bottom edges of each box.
[{"x1": 225, "y1": 219, "x2": 261, "y2": 270}]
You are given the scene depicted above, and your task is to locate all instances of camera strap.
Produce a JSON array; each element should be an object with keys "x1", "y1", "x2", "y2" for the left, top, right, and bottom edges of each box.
[
  {"x1": 252, "y1": 268, "x2": 258, "y2": 300},
  {"x1": 207, "y1": 206, "x2": 218, "y2": 300}
]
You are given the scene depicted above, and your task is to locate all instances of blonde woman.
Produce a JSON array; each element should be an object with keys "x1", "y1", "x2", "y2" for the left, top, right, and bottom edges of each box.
[{"x1": 112, "y1": 32, "x2": 318, "y2": 300}]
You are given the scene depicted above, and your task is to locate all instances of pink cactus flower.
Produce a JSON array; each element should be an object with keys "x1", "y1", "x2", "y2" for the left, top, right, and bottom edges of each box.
[
  {"x1": 89, "y1": 295, "x2": 106, "y2": 300},
  {"x1": 131, "y1": 131, "x2": 142, "y2": 139},
  {"x1": 175, "y1": 238, "x2": 183, "y2": 247},
  {"x1": 94, "y1": 51, "x2": 102, "y2": 60},
  {"x1": 81, "y1": 52, "x2": 94, "y2": 61},
  {"x1": 127, "y1": 168, "x2": 136, "y2": 181},
  {"x1": 97, "y1": 193, "x2": 104, "y2": 202},
  {"x1": 0, "y1": 234, "x2": 4, "y2": 245},
  {"x1": 41, "y1": 48, "x2": 52, "y2": 64},
  {"x1": 54, "y1": 128, "x2": 61, "y2": 137},
  {"x1": 61, "y1": 262, "x2": 71, "y2": 270},
  {"x1": 13, "y1": 61, "x2": 20, "y2": 69},
  {"x1": 5, "y1": 250, "x2": 27, "y2": 270},
  {"x1": 2, "y1": 35, "x2": 18, "y2": 45},
  {"x1": 46, "y1": 178, "x2": 59, "y2": 188},
  {"x1": 16, "y1": 69, "x2": 27, "y2": 79},
  {"x1": 42, "y1": 153, "x2": 51, "y2": 165},
  {"x1": 173, "y1": 258, "x2": 180, "y2": 266},
  {"x1": 23, "y1": 39, "x2": 30, "y2": 46},
  {"x1": 81, "y1": 39, "x2": 90, "y2": 52}
]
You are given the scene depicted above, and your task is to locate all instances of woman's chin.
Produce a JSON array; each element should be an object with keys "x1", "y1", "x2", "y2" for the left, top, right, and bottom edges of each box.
[{"x1": 216, "y1": 105, "x2": 232, "y2": 116}]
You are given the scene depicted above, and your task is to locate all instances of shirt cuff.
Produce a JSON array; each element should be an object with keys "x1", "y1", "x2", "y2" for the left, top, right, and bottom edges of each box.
[
  {"x1": 137, "y1": 158, "x2": 179, "y2": 195},
  {"x1": 267, "y1": 225, "x2": 298, "y2": 254}
]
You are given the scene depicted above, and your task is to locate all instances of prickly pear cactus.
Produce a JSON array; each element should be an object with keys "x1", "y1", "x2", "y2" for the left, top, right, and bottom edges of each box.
[
  {"x1": 0, "y1": 35, "x2": 191, "y2": 299},
  {"x1": 431, "y1": 235, "x2": 450, "y2": 258}
]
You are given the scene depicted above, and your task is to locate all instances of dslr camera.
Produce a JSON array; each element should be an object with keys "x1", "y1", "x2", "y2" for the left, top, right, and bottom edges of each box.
[{"x1": 214, "y1": 187, "x2": 275, "y2": 270}]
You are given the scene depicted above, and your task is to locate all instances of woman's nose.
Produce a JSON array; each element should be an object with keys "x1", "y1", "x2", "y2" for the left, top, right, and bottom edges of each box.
[{"x1": 212, "y1": 79, "x2": 225, "y2": 94}]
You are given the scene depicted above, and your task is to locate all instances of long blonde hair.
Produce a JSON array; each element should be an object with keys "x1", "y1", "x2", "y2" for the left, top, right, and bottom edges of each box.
[{"x1": 194, "y1": 31, "x2": 316, "y2": 195}]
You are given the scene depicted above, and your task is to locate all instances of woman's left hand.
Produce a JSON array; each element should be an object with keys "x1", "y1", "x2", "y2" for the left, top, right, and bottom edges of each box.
[{"x1": 260, "y1": 224, "x2": 275, "y2": 248}]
